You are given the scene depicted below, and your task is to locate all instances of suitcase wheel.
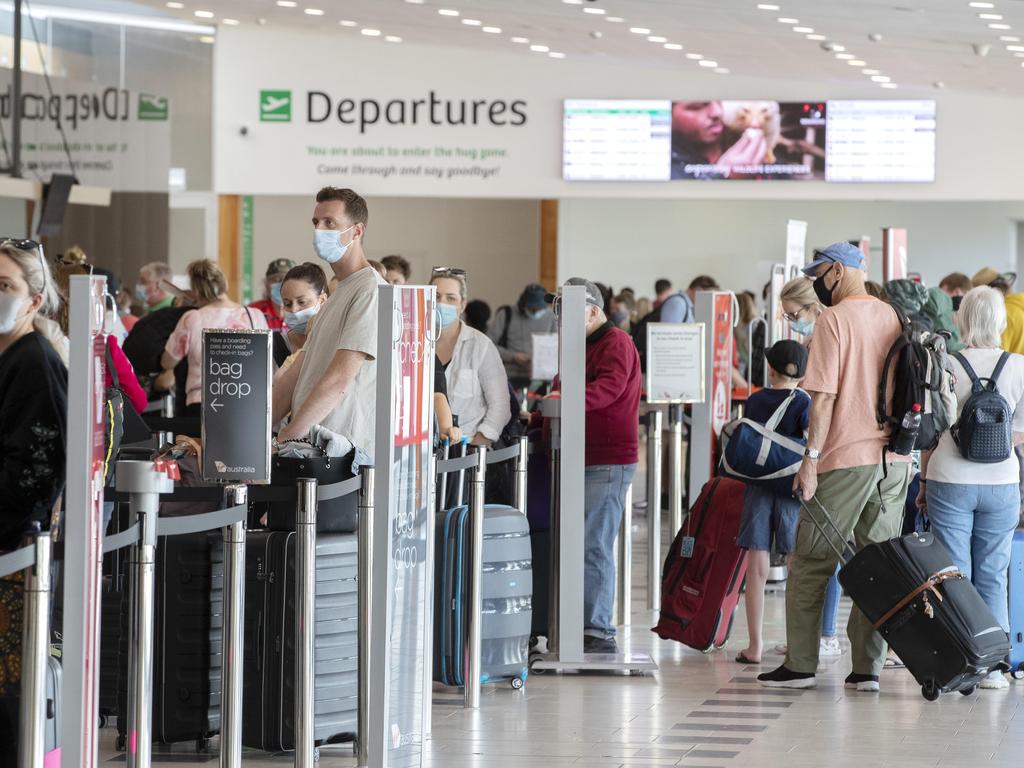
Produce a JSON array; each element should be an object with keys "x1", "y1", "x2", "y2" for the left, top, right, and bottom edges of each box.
[
  {"x1": 921, "y1": 680, "x2": 940, "y2": 702},
  {"x1": 959, "y1": 686, "x2": 976, "y2": 697},
  {"x1": 1013, "y1": 665, "x2": 1024, "y2": 681},
  {"x1": 511, "y1": 676, "x2": 524, "y2": 690}
]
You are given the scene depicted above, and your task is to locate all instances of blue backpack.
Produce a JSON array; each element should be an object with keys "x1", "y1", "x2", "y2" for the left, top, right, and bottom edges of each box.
[{"x1": 720, "y1": 389, "x2": 807, "y2": 495}]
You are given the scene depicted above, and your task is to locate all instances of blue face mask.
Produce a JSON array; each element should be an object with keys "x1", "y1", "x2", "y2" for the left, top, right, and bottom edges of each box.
[
  {"x1": 270, "y1": 282, "x2": 283, "y2": 306},
  {"x1": 790, "y1": 318, "x2": 815, "y2": 337},
  {"x1": 284, "y1": 305, "x2": 318, "y2": 335},
  {"x1": 437, "y1": 303, "x2": 459, "y2": 329},
  {"x1": 313, "y1": 225, "x2": 355, "y2": 264},
  {"x1": 134, "y1": 283, "x2": 148, "y2": 304},
  {"x1": 529, "y1": 308, "x2": 547, "y2": 320}
]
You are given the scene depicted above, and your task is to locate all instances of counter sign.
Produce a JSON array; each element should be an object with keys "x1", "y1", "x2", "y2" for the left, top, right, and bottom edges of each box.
[{"x1": 202, "y1": 329, "x2": 272, "y2": 483}]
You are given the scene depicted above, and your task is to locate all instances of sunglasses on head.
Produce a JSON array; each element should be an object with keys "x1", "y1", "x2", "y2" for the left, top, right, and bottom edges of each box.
[
  {"x1": 431, "y1": 266, "x2": 467, "y2": 278},
  {"x1": 0, "y1": 238, "x2": 40, "y2": 252}
]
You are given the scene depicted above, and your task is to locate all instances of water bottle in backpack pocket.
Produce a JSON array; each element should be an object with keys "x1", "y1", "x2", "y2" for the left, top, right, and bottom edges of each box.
[{"x1": 951, "y1": 351, "x2": 1014, "y2": 463}]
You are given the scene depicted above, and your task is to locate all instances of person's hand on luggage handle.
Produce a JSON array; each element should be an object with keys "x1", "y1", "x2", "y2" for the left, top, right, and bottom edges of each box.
[
  {"x1": 444, "y1": 425, "x2": 463, "y2": 443},
  {"x1": 793, "y1": 457, "x2": 818, "y2": 501},
  {"x1": 915, "y1": 480, "x2": 928, "y2": 515}
]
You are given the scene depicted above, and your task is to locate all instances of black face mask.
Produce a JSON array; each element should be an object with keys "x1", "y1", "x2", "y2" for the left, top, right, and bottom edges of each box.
[
  {"x1": 813, "y1": 268, "x2": 838, "y2": 308},
  {"x1": 951, "y1": 295, "x2": 964, "y2": 312}
]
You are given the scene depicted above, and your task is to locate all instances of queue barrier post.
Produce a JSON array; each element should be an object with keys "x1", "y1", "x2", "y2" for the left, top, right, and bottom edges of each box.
[
  {"x1": 437, "y1": 441, "x2": 451, "y2": 514},
  {"x1": 295, "y1": 478, "x2": 318, "y2": 768},
  {"x1": 545, "y1": 401, "x2": 562, "y2": 656},
  {"x1": 514, "y1": 435, "x2": 529, "y2": 514},
  {"x1": 667, "y1": 404, "x2": 685, "y2": 548},
  {"x1": 422, "y1": 449, "x2": 436, "y2": 740},
  {"x1": 18, "y1": 529, "x2": 51, "y2": 768},
  {"x1": 615, "y1": 485, "x2": 633, "y2": 627},
  {"x1": 357, "y1": 467, "x2": 375, "y2": 768},
  {"x1": 465, "y1": 445, "x2": 487, "y2": 709},
  {"x1": 219, "y1": 485, "x2": 247, "y2": 768},
  {"x1": 646, "y1": 410, "x2": 663, "y2": 611},
  {"x1": 454, "y1": 439, "x2": 468, "y2": 508}
]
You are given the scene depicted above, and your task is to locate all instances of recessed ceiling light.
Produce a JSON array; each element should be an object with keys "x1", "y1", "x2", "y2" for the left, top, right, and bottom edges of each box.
[
  {"x1": 404, "y1": 0, "x2": 424, "y2": 3},
  {"x1": 438, "y1": 8, "x2": 459, "y2": 17},
  {"x1": 166, "y1": 1, "x2": 184, "y2": 8},
  {"x1": 511, "y1": 36, "x2": 529, "y2": 43},
  {"x1": 969, "y1": 1, "x2": 995, "y2": 7},
  {"x1": 685, "y1": 52, "x2": 703, "y2": 59},
  {"x1": 276, "y1": 0, "x2": 296, "y2": 6},
  {"x1": 871, "y1": 75, "x2": 891, "y2": 82},
  {"x1": 698, "y1": 59, "x2": 718, "y2": 67},
  {"x1": 549, "y1": 51, "x2": 567, "y2": 58},
  {"x1": 629, "y1": 27, "x2": 651, "y2": 34},
  {"x1": 835, "y1": 52, "x2": 855, "y2": 59},
  {"x1": 339, "y1": 19, "x2": 357, "y2": 26},
  {"x1": 530, "y1": 44, "x2": 549, "y2": 52},
  {"x1": 199, "y1": 35, "x2": 215, "y2": 43},
  {"x1": 582, "y1": 7, "x2": 606, "y2": 14},
  {"x1": 880, "y1": 83, "x2": 899, "y2": 89},
  {"x1": 862, "y1": 68, "x2": 879, "y2": 74},
  {"x1": 989, "y1": 23, "x2": 1012, "y2": 29},
  {"x1": 304, "y1": 8, "x2": 324, "y2": 16},
  {"x1": 647, "y1": 35, "x2": 667, "y2": 42},
  {"x1": 1014, "y1": 51, "x2": 1024, "y2": 57},
  {"x1": 831, "y1": 44, "x2": 846, "y2": 52},
  {"x1": 664, "y1": 43, "x2": 683, "y2": 50},
  {"x1": 194, "y1": 9, "x2": 214, "y2": 17},
  {"x1": 806, "y1": 33, "x2": 826, "y2": 40},
  {"x1": 979, "y1": 13, "x2": 1004, "y2": 19},
  {"x1": 606, "y1": 16, "x2": 625, "y2": 22},
  {"x1": 482, "y1": 26, "x2": 501, "y2": 33},
  {"x1": 361, "y1": 28, "x2": 381, "y2": 36},
  {"x1": 793, "y1": 26, "x2": 814, "y2": 33},
  {"x1": 847, "y1": 59, "x2": 866, "y2": 66},
  {"x1": 756, "y1": 3, "x2": 780, "y2": 10},
  {"x1": 1007, "y1": 44, "x2": 1024, "y2": 51},
  {"x1": 222, "y1": 18, "x2": 239, "y2": 25},
  {"x1": 385, "y1": 35, "x2": 402, "y2": 42},
  {"x1": 714, "y1": 67, "x2": 730, "y2": 74},
  {"x1": 562, "y1": 0, "x2": 583, "y2": 4},
  {"x1": 1000, "y1": 35, "x2": 1021, "y2": 41},
  {"x1": 462, "y1": 18, "x2": 482, "y2": 26},
  {"x1": 777, "y1": 17, "x2": 799, "y2": 24}
]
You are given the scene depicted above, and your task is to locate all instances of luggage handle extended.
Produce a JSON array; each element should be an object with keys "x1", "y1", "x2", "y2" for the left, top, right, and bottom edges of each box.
[{"x1": 797, "y1": 494, "x2": 852, "y2": 566}]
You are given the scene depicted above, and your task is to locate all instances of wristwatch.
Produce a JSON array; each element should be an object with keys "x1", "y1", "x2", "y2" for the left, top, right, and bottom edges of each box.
[{"x1": 804, "y1": 447, "x2": 821, "y2": 460}]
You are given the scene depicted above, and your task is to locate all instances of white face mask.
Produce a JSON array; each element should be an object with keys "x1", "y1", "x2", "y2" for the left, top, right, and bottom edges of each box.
[
  {"x1": 284, "y1": 305, "x2": 319, "y2": 334},
  {"x1": 0, "y1": 293, "x2": 28, "y2": 335}
]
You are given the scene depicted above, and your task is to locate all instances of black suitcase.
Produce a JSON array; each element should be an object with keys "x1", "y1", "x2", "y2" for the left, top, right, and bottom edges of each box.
[
  {"x1": 802, "y1": 497, "x2": 1010, "y2": 700},
  {"x1": 242, "y1": 531, "x2": 358, "y2": 751},
  {"x1": 117, "y1": 532, "x2": 223, "y2": 752}
]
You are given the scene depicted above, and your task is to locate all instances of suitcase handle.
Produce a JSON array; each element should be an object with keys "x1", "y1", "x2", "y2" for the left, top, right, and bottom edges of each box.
[{"x1": 798, "y1": 495, "x2": 852, "y2": 565}]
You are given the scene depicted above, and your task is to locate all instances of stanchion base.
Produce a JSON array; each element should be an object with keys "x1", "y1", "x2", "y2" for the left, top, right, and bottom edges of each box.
[{"x1": 529, "y1": 652, "x2": 658, "y2": 675}]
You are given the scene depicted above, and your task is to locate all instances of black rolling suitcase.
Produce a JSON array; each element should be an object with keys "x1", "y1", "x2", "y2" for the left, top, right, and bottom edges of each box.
[
  {"x1": 242, "y1": 531, "x2": 358, "y2": 751},
  {"x1": 802, "y1": 496, "x2": 1010, "y2": 700},
  {"x1": 117, "y1": 532, "x2": 223, "y2": 752}
]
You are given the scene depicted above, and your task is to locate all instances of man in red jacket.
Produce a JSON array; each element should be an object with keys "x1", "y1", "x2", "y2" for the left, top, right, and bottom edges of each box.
[{"x1": 551, "y1": 278, "x2": 642, "y2": 654}]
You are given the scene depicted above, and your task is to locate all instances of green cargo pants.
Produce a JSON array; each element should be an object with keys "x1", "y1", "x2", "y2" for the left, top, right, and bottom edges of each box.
[{"x1": 784, "y1": 461, "x2": 912, "y2": 676}]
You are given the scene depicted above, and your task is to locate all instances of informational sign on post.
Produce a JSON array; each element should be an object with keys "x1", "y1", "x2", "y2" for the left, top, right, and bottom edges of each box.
[
  {"x1": 768, "y1": 264, "x2": 787, "y2": 345},
  {"x1": 531, "y1": 332, "x2": 559, "y2": 381},
  {"x1": 368, "y1": 285, "x2": 436, "y2": 768},
  {"x1": 201, "y1": 329, "x2": 272, "y2": 483},
  {"x1": 785, "y1": 219, "x2": 807, "y2": 280},
  {"x1": 645, "y1": 323, "x2": 706, "y2": 404},
  {"x1": 883, "y1": 227, "x2": 908, "y2": 282}
]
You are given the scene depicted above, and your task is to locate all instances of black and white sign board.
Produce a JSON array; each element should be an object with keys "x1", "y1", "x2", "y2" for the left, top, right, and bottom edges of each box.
[
  {"x1": 645, "y1": 323, "x2": 706, "y2": 404},
  {"x1": 201, "y1": 329, "x2": 272, "y2": 483}
]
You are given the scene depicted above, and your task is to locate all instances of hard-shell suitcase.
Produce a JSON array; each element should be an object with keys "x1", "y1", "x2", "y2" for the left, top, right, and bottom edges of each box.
[
  {"x1": 802, "y1": 496, "x2": 1010, "y2": 700},
  {"x1": 434, "y1": 505, "x2": 532, "y2": 689},
  {"x1": 45, "y1": 655, "x2": 61, "y2": 766},
  {"x1": 1008, "y1": 529, "x2": 1024, "y2": 679},
  {"x1": 652, "y1": 477, "x2": 748, "y2": 652},
  {"x1": 242, "y1": 531, "x2": 358, "y2": 751},
  {"x1": 117, "y1": 532, "x2": 223, "y2": 752}
]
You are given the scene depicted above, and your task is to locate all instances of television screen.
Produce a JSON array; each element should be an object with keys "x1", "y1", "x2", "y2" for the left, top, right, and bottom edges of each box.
[{"x1": 562, "y1": 99, "x2": 936, "y2": 183}]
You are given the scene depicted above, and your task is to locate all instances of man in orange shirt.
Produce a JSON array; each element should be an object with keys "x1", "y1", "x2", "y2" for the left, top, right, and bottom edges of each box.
[{"x1": 759, "y1": 243, "x2": 910, "y2": 692}]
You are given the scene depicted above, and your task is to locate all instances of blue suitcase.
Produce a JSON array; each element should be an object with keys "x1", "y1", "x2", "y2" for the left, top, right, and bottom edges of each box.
[{"x1": 1010, "y1": 530, "x2": 1024, "y2": 680}]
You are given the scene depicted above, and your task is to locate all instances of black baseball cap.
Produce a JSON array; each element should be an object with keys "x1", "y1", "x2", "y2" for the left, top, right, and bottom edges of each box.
[{"x1": 765, "y1": 340, "x2": 808, "y2": 379}]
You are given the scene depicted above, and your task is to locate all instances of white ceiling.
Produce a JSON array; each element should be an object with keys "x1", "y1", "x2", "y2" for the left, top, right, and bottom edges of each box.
[{"x1": 110, "y1": 0, "x2": 1024, "y2": 93}]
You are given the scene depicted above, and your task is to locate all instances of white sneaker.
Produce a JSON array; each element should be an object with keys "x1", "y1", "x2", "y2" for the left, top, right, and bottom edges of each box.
[
  {"x1": 980, "y1": 670, "x2": 1010, "y2": 690},
  {"x1": 819, "y1": 636, "x2": 842, "y2": 657}
]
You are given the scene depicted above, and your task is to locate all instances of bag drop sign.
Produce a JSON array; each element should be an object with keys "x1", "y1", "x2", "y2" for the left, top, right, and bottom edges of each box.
[{"x1": 201, "y1": 329, "x2": 272, "y2": 483}]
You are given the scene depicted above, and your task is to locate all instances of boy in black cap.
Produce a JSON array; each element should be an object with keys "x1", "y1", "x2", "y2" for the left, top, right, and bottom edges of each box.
[{"x1": 735, "y1": 340, "x2": 811, "y2": 664}]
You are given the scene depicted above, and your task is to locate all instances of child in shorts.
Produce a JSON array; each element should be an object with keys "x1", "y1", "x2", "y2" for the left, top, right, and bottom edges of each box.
[{"x1": 735, "y1": 340, "x2": 810, "y2": 664}]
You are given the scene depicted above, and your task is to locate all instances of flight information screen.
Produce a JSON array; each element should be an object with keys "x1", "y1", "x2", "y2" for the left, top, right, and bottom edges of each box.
[
  {"x1": 825, "y1": 100, "x2": 936, "y2": 183},
  {"x1": 562, "y1": 99, "x2": 671, "y2": 181}
]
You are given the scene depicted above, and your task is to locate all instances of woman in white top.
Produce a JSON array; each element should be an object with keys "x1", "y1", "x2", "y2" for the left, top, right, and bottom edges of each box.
[
  {"x1": 162, "y1": 259, "x2": 269, "y2": 417},
  {"x1": 431, "y1": 268, "x2": 510, "y2": 446},
  {"x1": 918, "y1": 286, "x2": 1024, "y2": 690}
]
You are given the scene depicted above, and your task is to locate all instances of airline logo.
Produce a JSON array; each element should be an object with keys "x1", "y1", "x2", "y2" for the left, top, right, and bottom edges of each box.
[
  {"x1": 138, "y1": 94, "x2": 168, "y2": 121},
  {"x1": 260, "y1": 90, "x2": 292, "y2": 122}
]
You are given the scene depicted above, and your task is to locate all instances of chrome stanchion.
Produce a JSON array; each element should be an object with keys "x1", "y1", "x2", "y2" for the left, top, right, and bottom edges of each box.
[
  {"x1": 546, "y1": 407, "x2": 561, "y2": 655},
  {"x1": 437, "y1": 441, "x2": 451, "y2": 514},
  {"x1": 422, "y1": 450, "x2": 436, "y2": 740},
  {"x1": 465, "y1": 445, "x2": 487, "y2": 709},
  {"x1": 646, "y1": 410, "x2": 663, "y2": 611},
  {"x1": 295, "y1": 478, "x2": 318, "y2": 768},
  {"x1": 357, "y1": 467, "x2": 375, "y2": 768},
  {"x1": 615, "y1": 485, "x2": 633, "y2": 627},
  {"x1": 18, "y1": 529, "x2": 50, "y2": 768},
  {"x1": 220, "y1": 485, "x2": 247, "y2": 768},
  {"x1": 454, "y1": 439, "x2": 468, "y2": 508},
  {"x1": 668, "y1": 404, "x2": 684, "y2": 543},
  {"x1": 120, "y1": 461, "x2": 173, "y2": 768},
  {"x1": 514, "y1": 435, "x2": 529, "y2": 514}
]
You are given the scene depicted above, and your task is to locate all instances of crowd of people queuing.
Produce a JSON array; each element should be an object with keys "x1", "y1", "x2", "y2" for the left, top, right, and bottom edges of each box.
[{"x1": 1, "y1": 188, "x2": 1023, "y2": 753}]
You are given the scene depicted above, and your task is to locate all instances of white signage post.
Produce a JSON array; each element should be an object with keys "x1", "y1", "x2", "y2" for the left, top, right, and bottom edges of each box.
[
  {"x1": 785, "y1": 219, "x2": 808, "y2": 281},
  {"x1": 367, "y1": 285, "x2": 437, "y2": 768}
]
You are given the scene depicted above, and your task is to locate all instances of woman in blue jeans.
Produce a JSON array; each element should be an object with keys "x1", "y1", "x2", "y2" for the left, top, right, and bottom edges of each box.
[{"x1": 918, "y1": 286, "x2": 1024, "y2": 690}]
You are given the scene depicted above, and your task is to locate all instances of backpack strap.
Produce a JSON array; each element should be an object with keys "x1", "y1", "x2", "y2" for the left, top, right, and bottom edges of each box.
[
  {"x1": 497, "y1": 305, "x2": 513, "y2": 349},
  {"x1": 877, "y1": 303, "x2": 912, "y2": 427},
  {"x1": 764, "y1": 389, "x2": 798, "y2": 432},
  {"x1": 988, "y1": 351, "x2": 1011, "y2": 392},
  {"x1": 243, "y1": 306, "x2": 256, "y2": 329},
  {"x1": 105, "y1": 339, "x2": 121, "y2": 390},
  {"x1": 953, "y1": 352, "x2": 985, "y2": 394}
]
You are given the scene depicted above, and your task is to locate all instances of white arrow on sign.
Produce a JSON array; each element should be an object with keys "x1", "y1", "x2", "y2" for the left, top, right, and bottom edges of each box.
[{"x1": 210, "y1": 398, "x2": 223, "y2": 413}]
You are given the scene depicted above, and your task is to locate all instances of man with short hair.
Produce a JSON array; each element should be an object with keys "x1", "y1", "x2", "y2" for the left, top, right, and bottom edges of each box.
[
  {"x1": 758, "y1": 242, "x2": 910, "y2": 692},
  {"x1": 273, "y1": 187, "x2": 385, "y2": 456},
  {"x1": 551, "y1": 277, "x2": 641, "y2": 654},
  {"x1": 249, "y1": 258, "x2": 295, "y2": 330},
  {"x1": 938, "y1": 272, "x2": 973, "y2": 301},
  {"x1": 135, "y1": 261, "x2": 173, "y2": 314},
  {"x1": 659, "y1": 275, "x2": 720, "y2": 324},
  {"x1": 489, "y1": 283, "x2": 557, "y2": 390},
  {"x1": 653, "y1": 278, "x2": 673, "y2": 308},
  {"x1": 381, "y1": 254, "x2": 411, "y2": 285}
]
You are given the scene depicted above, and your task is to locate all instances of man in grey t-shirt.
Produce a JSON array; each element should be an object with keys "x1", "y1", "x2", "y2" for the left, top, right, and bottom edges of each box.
[{"x1": 273, "y1": 187, "x2": 385, "y2": 456}]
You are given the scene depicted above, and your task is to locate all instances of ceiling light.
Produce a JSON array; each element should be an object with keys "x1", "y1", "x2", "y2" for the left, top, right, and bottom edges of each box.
[
  {"x1": 862, "y1": 68, "x2": 879, "y2": 74},
  {"x1": 1007, "y1": 44, "x2": 1024, "y2": 51},
  {"x1": 361, "y1": 28, "x2": 381, "y2": 36},
  {"x1": 339, "y1": 19, "x2": 357, "y2": 26},
  {"x1": 685, "y1": 52, "x2": 703, "y2": 59},
  {"x1": 629, "y1": 27, "x2": 651, "y2": 34},
  {"x1": 222, "y1": 18, "x2": 239, "y2": 25},
  {"x1": 275, "y1": 0, "x2": 296, "y2": 6},
  {"x1": 199, "y1": 35, "x2": 215, "y2": 43},
  {"x1": 404, "y1": 0, "x2": 424, "y2": 3},
  {"x1": 714, "y1": 67, "x2": 730, "y2": 74},
  {"x1": 583, "y1": 7, "x2": 606, "y2": 14},
  {"x1": 549, "y1": 51, "x2": 566, "y2": 58},
  {"x1": 385, "y1": 35, "x2": 402, "y2": 42},
  {"x1": 969, "y1": 1, "x2": 995, "y2": 7},
  {"x1": 1000, "y1": 35, "x2": 1021, "y2": 41},
  {"x1": 1014, "y1": 51, "x2": 1024, "y2": 57},
  {"x1": 482, "y1": 26, "x2": 501, "y2": 33},
  {"x1": 871, "y1": 75, "x2": 891, "y2": 82},
  {"x1": 830, "y1": 44, "x2": 846, "y2": 52},
  {"x1": 978, "y1": 13, "x2": 1003, "y2": 19},
  {"x1": 166, "y1": 2, "x2": 184, "y2": 8},
  {"x1": 847, "y1": 59, "x2": 866, "y2": 66},
  {"x1": 698, "y1": 59, "x2": 718, "y2": 67},
  {"x1": 806, "y1": 33, "x2": 826, "y2": 40},
  {"x1": 511, "y1": 36, "x2": 529, "y2": 43},
  {"x1": 647, "y1": 35, "x2": 667, "y2": 42},
  {"x1": 304, "y1": 8, "x2": 324, "y2": 16},
  {"x1": 461, "y1": 18, "x2": 482, "y2": 25},
  {"x1": 606, "y1": 16, "x2": 625, "y2": 22},
  {"x1": 530, "y1": 44, "x2": 549, "y2": 52},
  {"x1": 756, "y1": 3, "x2": 781, "y2": 9},
  {"x1": 562, "y1": 0, "x2": 583, "y2": 4},
  {"x1": 793, "y1": 26, "x2": 814, "y2": 33},
  {"x1": 989, "y1": 23, "x2": 1012, "y2": 29},
  {"x1": 194, "y1": 9, "x2": 214, "y2": 17},
  {"x1": 880, "y1": 83, "x2": 899, "y2": 89},
  {"x1": 664, "y1": 43, "x2": 683, "y2": 50},
  {"x1": 835, "y1": 52, "x2": 855, "y2": 59},
  {"x1": 777, "y1": 17, "x2": 799, "y2": 24},
  {"x1": 438, "y1": 8, "x2": 459, "y2": 16}
]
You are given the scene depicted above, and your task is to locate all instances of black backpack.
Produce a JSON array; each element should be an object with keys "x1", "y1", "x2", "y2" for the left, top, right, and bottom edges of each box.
[
  {"x1": 877, "y1": 304, "x2": 955, "y2": 453},
  {"x1": 951, "y1": 352, "x2": 1014, "y2": 463}
]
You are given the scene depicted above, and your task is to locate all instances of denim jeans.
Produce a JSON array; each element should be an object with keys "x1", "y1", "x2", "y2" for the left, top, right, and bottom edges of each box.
[
  {"x1": 821, "y1": 566, "x2": 841, "y2": 638},
  {"x1": 584, "y1": 463, "x2": 637, "y2": 639},
  {"x1": 926, "y1": 481, "x2": 1019, "y2": 632}
]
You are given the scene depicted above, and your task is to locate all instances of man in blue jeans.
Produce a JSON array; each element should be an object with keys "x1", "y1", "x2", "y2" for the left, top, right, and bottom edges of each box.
[{"x1": 551, "y1": 277, "x2": 642, "y2": 654}]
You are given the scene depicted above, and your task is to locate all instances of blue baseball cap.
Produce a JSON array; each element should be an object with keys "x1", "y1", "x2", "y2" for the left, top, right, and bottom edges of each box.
[{"x1": 802, "y1": 242, "x2": 866, "y2": 277}]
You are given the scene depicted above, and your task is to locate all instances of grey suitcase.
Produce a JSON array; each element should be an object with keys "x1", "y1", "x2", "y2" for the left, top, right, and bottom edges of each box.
[{"x1": 434, "y1": 504, "x2": 532, "y2": 689}]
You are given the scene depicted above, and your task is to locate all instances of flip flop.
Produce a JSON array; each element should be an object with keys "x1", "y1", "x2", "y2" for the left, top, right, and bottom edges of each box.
[{"x1": 735, "y1": 652, "x2": 761, "y2": 664}]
